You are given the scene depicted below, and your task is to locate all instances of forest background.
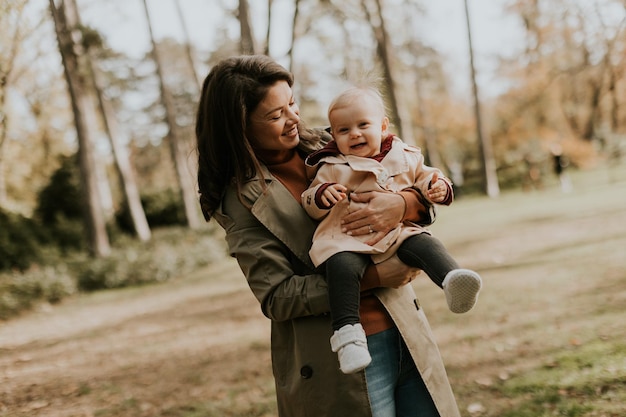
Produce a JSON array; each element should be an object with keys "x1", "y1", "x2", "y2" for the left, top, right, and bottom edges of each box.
[
  {"x1": 0, "y1": 0, "x2": 624, "y2": 316},
  {"x1": 1, "y1": 0, "x2": 625, "y2": 319}
]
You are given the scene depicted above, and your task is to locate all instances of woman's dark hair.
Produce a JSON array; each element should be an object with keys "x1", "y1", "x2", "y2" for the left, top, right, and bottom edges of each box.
[{"x1": 195, "y1": 55, "x2": 294, "y2": 221}]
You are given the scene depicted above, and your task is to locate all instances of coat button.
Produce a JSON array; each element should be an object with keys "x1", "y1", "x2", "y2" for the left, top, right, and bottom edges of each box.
[
  {"x1": 300, "y1": 365, "x2": 313, "y2": 379},
  {"x1": 377, "y1": 170, "x2": 390, "y2": 186}
]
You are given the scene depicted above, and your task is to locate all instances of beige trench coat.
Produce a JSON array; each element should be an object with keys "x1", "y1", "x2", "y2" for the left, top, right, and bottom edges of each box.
[
  {"x1": 302, "y1": 136, "x2": 452, "y2": 267},
  {"x1": 212, "y1": 138, "x2": 461, "y2": 417}
]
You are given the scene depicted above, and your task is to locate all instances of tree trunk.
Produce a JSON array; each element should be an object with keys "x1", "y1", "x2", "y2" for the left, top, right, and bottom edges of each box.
[
  {"x1": 238, "y1": 0, "x2": 256, "y2": 55},
  {"x1": 0, "y1": 82, "x2": 8, "y2": 207},
  {"x1": 48, "y1": 0, "x2": 111, "y2": 257},
  {"x1": 172, "y1": 0, "x2": 202, "y2": 88},
  {"x1": 141, "y1": 0, "x2": 201, "y2": 230},
  {"x1": 264, "y1": 0, "x2": 273, "y2": 55},
  {"x1": 608, "y1": 68, "x2": 619, "y2": 132},
  {"x1": 87, "y1": 52, "x2": 152, "y2": 242},
  {"x1": 362, "y1": 0, "x2": 413, "y2": 142},
  {"x1": 0, "y1": 142, "x2": 6, "y2": 209},
  {"x1": 0, "y1": 1, "x2": 27, "y2": 209},
  {"x1": 581, "y1": 77, "x2": 602, "y2": 141},
  {"x1": 464, "y1": 0, "x2": 500, "y2": 198},
  {"x1": 415, "y1": 84, "x2": 443, "y2": 169},
  {"x1": 285, "y1": 0, "x2": 301, "y2": 72}
]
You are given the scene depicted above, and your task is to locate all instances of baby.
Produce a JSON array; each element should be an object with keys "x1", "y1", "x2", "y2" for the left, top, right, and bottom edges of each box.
[{"x1": 301, "y1": 86, "x2": 482, "y2": 374}]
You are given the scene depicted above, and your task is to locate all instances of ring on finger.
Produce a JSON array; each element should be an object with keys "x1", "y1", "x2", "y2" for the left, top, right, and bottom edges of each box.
[{"x1": 368, "y1": 224, "x2": 374, "y2": 234}]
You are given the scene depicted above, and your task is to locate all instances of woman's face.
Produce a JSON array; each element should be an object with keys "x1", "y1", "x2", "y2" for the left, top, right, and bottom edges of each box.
[{"x1": 247, "y1": 80, "x2": 301, "y2": 152}]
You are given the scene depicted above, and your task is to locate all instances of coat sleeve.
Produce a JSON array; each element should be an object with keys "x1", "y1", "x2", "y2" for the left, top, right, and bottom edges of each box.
[
  {"x1": 301, "y1": 183, "x2": 328, "y2": 220},
  {"x1": 408, "y1": 150, "x2": 454, "y2": 206},
  {"x1": 301, "y1": 163, "x2": 336, "y2": 220},
  {"x1": 215, "y1": 187, "x2": 331, "y2": 322}
]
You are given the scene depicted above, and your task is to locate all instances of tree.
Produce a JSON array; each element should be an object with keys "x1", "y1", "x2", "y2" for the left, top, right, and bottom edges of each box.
[
  {"x1": 264, "y1": 0, "x2": 274, "y2": 56},
  {"x1": 238, "y1": 0, "x2": 256, "y2": 54},
  {"x1": 283, "y1": 0, "x2": 300, "y2": 70},
  {"x1": 361, "y1": 0, "x2": 408, "y2": 139},
  {"x1": 79, "y1": 26, "x2": 152, "y2": 242},
  {"x1": 0, "y1": 0, "x2": 36, "y2": 209},
  {"x1": 506, "y1": 0, "x2": 626, "y2": 142},
  {"x1": 464, "y1": 0, "x2": 500, "y2": 198},
  {"x1": 48, "y1": 0, "x2": 110, "y2": 257},
  {"x1": 141, "y1": 0, "x2": 201, "y2": 230},
  {"x1": 173, "y1": 0, "x2": 202, "y2": 88}
]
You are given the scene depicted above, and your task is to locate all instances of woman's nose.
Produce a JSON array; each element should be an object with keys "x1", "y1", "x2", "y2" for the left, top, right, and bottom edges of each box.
[{"x1": 287, "y1": 106, "x2": 300, "y2": 123}]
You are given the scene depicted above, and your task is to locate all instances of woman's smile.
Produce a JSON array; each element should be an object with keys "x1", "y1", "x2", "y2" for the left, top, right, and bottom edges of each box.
[{"x1": 284, "y1": 124, "x2": 298, "y2": 138}]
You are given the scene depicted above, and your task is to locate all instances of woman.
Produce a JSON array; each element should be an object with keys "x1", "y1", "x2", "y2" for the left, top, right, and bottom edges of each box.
[{"x1": 196, "y1": 55, "x2": 461, "y2": 417}]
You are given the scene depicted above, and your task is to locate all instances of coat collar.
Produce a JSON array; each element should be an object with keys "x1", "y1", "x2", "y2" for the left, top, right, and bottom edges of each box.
[
  {"x1": 306, "y1": 136, "x2": 417, "y2": 182},
  {"x1": 305, "y1": 134, "x2": 395, "y2": 166},
  {"x1": 243, "y1": 164, "x2": 317, "y2": 269}
]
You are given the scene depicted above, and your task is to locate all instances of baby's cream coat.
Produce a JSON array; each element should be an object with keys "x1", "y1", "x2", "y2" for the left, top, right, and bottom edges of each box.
[{"x1": 302, "y1": 136, "x2": 451, "y2": 267}]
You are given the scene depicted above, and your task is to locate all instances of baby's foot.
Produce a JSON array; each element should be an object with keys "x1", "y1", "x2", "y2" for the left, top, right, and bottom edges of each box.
[
  {"x1": 330, "y1": 323, "x2": 372, "y2": 374},
  {"x1": 442, "y1": 269, "x2": 482, "y2": 313}
]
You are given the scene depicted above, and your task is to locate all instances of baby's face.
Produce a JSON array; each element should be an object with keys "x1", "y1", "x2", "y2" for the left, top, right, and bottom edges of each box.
[{"x1": 329, "y1": 97, "x2": 388, "y2": 158}]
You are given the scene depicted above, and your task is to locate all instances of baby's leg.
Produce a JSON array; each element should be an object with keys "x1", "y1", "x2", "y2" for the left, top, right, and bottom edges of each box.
[
  {"x1": 325, "y1": 252, "x2": 370, "y2": 330},
  {"x1": 397, "y1": 234, "x2": 482, "y2": 313},
  {"x1": 396, "y1": 233, "x2": 457, "y2": 287},
  {"x1": 325, "y1": 252, "x2": 372, "y2": 374}
]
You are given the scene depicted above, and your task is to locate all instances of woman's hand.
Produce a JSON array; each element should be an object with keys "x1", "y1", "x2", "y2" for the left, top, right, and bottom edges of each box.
[
  {"x1": 375, "y1": 255, "x2": 421, "y2": 289},
  {"x1": 341, "y1": 191, "x2": 405, "y2": 245}
]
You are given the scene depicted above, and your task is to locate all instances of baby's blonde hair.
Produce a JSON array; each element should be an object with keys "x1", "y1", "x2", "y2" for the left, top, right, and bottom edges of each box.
[{"x1": 327, "y1": 85, "x2": 387, "y2": 121}]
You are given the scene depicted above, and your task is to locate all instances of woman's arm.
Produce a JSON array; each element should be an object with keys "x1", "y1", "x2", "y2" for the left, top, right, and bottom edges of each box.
[{"x1": 217, "y1": 190, "x2": 330, "y2": 322}]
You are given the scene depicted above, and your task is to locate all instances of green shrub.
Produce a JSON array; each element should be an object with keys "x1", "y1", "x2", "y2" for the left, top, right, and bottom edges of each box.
[
  {"x1": 0, "y1": 266, "x2": 76, "y2": 320},
  {"x1": 115, "y1": 189, "x2": 186, "y2": 233},
  {"x1": 0, "y1": 225, "x2": 225, "y2": 319},
  {"x1": 43, "y1": 214, "x2": 86, "y2": 251},
  {"x1": 0, "y1": 209, "x2": 44, "y2": 271},
  {"x1": 76, "y1": 226, "x2": 224, "y2": 291},
  {"x1": 34, "y1": 154, "x2": 86, "y2": 251},
  {"x1": 35, "y1": 154, "x2": 83, "y2": 224}
]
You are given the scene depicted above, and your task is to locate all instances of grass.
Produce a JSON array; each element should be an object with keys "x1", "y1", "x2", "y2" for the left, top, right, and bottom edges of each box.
[
  {"x1": 416, "y1": 161, "x2": 626, "y2": 416},
  {"x1": 499, "y1": 341, "x2": 626, "y2": 416}
]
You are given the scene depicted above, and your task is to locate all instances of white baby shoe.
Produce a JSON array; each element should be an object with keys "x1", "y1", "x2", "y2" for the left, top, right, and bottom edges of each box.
[
  {"x1": 442, "y1": 269, "x2": 482, "y2": 313},
  {"x1": 330, "y1": 323, "x2": 372, "y2": 374}
]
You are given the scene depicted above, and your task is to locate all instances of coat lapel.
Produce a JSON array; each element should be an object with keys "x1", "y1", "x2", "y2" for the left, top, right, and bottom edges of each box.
[{"x1": 248, "y1": 174, "x2": 317, "y2": 269}]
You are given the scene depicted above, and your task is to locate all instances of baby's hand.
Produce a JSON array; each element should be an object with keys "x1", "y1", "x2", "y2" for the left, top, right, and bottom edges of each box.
[
  {"x1": 321, "y1": 183, "x2": 348, "y2": 208},
  {"x1": 426, "y1": 172, "x2": 448, "y2": 203}
]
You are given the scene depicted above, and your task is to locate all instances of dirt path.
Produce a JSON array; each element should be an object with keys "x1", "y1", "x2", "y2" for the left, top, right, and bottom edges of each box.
[{"x1": 0, "y1": 258, "x2": 273, "y2": 417}]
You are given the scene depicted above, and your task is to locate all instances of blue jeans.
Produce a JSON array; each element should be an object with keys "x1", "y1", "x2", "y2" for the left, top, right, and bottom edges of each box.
[{"x1": 365, "y1": 327, "x2": 440, "y2": 417}]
